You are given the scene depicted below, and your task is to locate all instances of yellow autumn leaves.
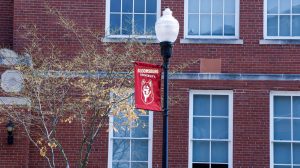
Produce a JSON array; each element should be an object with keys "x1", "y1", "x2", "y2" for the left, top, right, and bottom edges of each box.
[{"x1": 37, "y1": 138, "x2": 58, "y2": 157}]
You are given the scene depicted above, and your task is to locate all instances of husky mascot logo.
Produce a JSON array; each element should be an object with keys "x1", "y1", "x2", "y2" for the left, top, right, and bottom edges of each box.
[{"x1": 141, "y1": 79, "x2": 154, "y2": 104}]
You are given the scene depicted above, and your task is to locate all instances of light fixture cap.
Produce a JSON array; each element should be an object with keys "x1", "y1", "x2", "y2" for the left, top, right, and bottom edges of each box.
[
  {"x1": 6, "y1": 121, "x2": 14, "y2": 132},
  {"x1": 155, "y1": 8, "x2": 179, "y2": 43}
]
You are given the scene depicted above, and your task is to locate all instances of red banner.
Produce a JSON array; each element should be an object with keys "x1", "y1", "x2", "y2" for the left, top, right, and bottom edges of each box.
[{"x1": 134, "y1": 62, "x2": 162, "y2": 111}]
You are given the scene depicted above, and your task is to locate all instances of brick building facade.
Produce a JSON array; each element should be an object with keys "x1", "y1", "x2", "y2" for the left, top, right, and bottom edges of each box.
[{"x1": 1, "y1": 0, "x2": 300, "y2": 168}]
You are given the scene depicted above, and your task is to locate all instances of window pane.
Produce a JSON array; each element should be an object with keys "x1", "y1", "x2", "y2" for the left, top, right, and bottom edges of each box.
[
  {"x1": 292, "y1": 15, "x2": 300, "y2": 36},
  {"x1": 224, "y1": 0, "x2": 235, "y2": 13},
  {"x1": 212, "y1": 95, "x2": 229, "y2": 116},
  {"x1": 212, "y1": 0, "x2": 223, "y2": 13},
  {"x1": 200, "y1": 14, "x2": 211, "y2": 35},
  {"x1": 274, "y1": 143, "x2": 291, "y2": 164},
  {"x1": 193, "y1": 117, "x2": 210, "y2": 139},
  {"x1": 293, "y1": 143, "x2": 300, "y2": 164},
  {"x1": 224, "y1": 15, "x2": 235, "y2": 36},
  {"x1": 212, "y1": 14, "x2": 223, "y2": 35},
  {"x1": 268, "y1": 0, "x2": 278, "y2": 13},
  {"x1": 146, "y1": 14, "x2": 156, "y2": 35},
  {"x1": 193, "y1": 141, "x2": 210, "y2": 162},
  {"x1": 279, "y1": 16, "x2": 290, "y2": 36},
  {"x1": 267, "y1": 15, "x2": 278, "y2": 36},
  {"x1": 193, "y1": 95, "x2": 210, "y2": 116},
  {"x1": 274, "y1": 166, "x2": 291, "y2": 168},
  {"x1": 132, "y1": 116, "x2": 148, "y2": 138},
  {"x1": 131, "y1": 162, "x2": 148, "y2": 168},
  {"x1": 193, "y1": 163, "x2": 210, "y2": 168},
  {"x1": 111, "y1": 0, "x2": 121, "y2": 12},
  {"x1": 200, "y1": 0, "x2": 211, "y2": 13},
  {"x1": 146, "y1": 0, "x2": 156, "y2": 13},
  {"x1": 189, "y1": 0, "x2": 199, "y2": 13},
  {"x1": 293, "y1": 0, "x2": 300, "y2": 13},
  {"x1": 274, "y1": 119, "x2": 291, "y2": 140},
  {"x1": 293, "y1": 96, "x2": 300, "y2": 117},
  {"x1": 274, "y1": 96, "x2": 291, "y2": 117},
  {"x1": 212, "y1": 118, "x2": 228, "y2": 139},
  {"x1": 280, "y1": 0, "x2": 291, "y2": 14},
  {"x1": 131, "y1": 139, "x2": 148, "y2": 161},
  {"x1": 112, "y1": 162, "x2": 130, "y2": 168},
  {"x1": 110, "y1": 14, "x2": 121, "y2": 35},
  {"x1": 113, "y1": 139, "x2": 130, "y2": 161},
  {"x1": 123, "y1": 0, "x2": 133, "y2": 12},
  {"x1": 211, "y1": 141, "x2": 228, "y2": 163},
  {"x1": 211, "y1": 164, "x2": 228, "y2": 168},
  {"x1": 134, "y1": 14, "x2": 144, "y2": 35},
  {"x1": 134, "y1": 0, "x2": 145, "y2": 13},
  {"x1": 293, "y1": 119, "x2": 300, "y2": 140},
  {"x1": 113, "y1": 115, "x2": 130, "y2": 137},
  {"x1": 122, "y1": 14, "x2": 133, "y2": 35},
  {"x1": 134, "y1": 109, "x2": 149, "y2": 116},
  {"x1": 188, "y1": 14, "x2": 200, "y2": 35}
]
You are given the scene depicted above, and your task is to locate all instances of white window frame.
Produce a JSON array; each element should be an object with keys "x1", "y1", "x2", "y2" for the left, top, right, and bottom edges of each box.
[
  {"x1": 264, "y1": 0, "x2": 300, "y2": 39},
  {"x1": 105, "y1": 0, "x2": 161, "y2": 39},
  {"x1": 270, "y1": 91, "x2": 300, "y2": 168},
  {"x1": 107, "y1": 111, "x2": 153, "y2": 168},
  {"x1": 188, "y1": 90, "x2": 233, "y2": 168},
  {"x1": 184, "y1": 0, "x2": 240, "y2": 39}
]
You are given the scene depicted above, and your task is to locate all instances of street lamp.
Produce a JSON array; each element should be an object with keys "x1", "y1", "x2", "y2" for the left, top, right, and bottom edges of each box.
[
  {"x1": 155, "y1": 8, "x2": 179, "y2": 168},
  {"x1": 6, "y1": 120, "x2": 14, "y2": 145}
]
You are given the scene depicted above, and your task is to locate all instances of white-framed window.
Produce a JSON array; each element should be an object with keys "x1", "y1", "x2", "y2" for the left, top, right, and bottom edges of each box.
[
  {"x1": 270, "y1": 91, "x2": 300, "y2": 168},
  {"x1": 184, "y1": 0, "x2": 240, "y2": 39},
  {"x1": 264, "y1": 0, "x2": 300, "y2": 39},
  {"x1": 189, "y1": 90, "x2": 233, "y2": 168},
  {"x1": 108, "y1": 110, "x2": 153, "y2": 168},
  {"x1": 105, "y1": 0, "x2": 160, "y2": 38}
]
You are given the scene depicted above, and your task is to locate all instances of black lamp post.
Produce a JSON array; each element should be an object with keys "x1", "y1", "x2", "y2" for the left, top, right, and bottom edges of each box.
[
  {"x1": 155, "y1": 8, "x2": 179, "y2": 168},
  {"x1": 6, "y1": 120, "x2": 14, "y2": 145}
]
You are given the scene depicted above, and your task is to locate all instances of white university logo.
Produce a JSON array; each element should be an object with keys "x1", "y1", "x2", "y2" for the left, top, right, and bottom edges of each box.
[{"x1": 141, "y1": 79, "x2": 154, "y2": 104}]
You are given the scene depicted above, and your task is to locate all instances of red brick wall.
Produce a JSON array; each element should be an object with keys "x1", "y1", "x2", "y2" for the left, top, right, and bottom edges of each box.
[
  {"x1": 0, "y1": 123, "x2": 30, "y2": 168},
  {"x1": 168, "y1": 80, "x2": 300, "y2": 168},
  {"x1": 5, "y1": 0, "x2": 300, "y2": 168},
  {"x1": 13, "y1": 0, "x2": 300, "y2": 74},
  {"x1": 0, "y1": 0, "x2": 13, "y2": 48}
]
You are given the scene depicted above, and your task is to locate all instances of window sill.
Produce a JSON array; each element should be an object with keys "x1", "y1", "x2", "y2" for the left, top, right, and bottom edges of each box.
[
  {"x1": 259, "y1": 39, "x2": 300, "y2": 45},
  {"x1": 102, "y1": 37, "x2": 159, "y2": 43},
  {"x1": 180, "y1": 38, "x2": 244, "y2": 45}
]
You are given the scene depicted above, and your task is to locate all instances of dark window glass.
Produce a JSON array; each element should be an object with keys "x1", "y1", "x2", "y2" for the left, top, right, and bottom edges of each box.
[
  {"x1": 135, "y1": 0, "x2": 145, "y2": 13},
  {"x1": 110, "y1": 14, "x2": 121, "y2": 35},
  {"x1": 123, "y1": 0, "x2": 133, "y2": 12},
  {"x1": 111, "y1": 0, "x2": 121, "y2": 12},
  {"x1": 212, "y1": 95, "x2": 228, "y2": 116},
  {"x1": 122, "y1": 14, "x2": 133, "y2": 35},
  {"x1": 193, "y1": 95, "x2": 210, "y2": 116},
  {"x1": 189, "y1": 14, "x2": 200, "y2": 35},
  {"x1": 134, "y1": 14, "x2": 145, "y2": 35},
  {"x1": 211, "y1": 164, "x2": 228, "y2": 168},
  {"x1": 112, "y1": 162, "x2": 130, "y2": 168},
  {"x1": 268, "y1": 0, "x2": 278, "y2": 14},
  {"x1": 224, "y1": 15, "x2": 235, "y2": 36},
  {"x1": 146, "y1": 14, "x2": 156, "y2": 34},
  {"x1": 131, "y1": 162, "x2": 148, "y2": 168},
  {"x1": 292, "y1": 16, "x2": 300, "y2": 36},
  {"x1": 192, "y1": 163, "x2": 228, "y2": 168},
  {"x1": 146, "y1": 0, "x2": 156, "y2": 13},
  {"x1": 274, "y1": 96, "x2": 291, "y2": 117},
  {"x1": 131, "y1": 140, "x2": 148, "y2": 161},
  {"x1": 192, "y1": 163, "x2": 210, "y2": 168}
]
